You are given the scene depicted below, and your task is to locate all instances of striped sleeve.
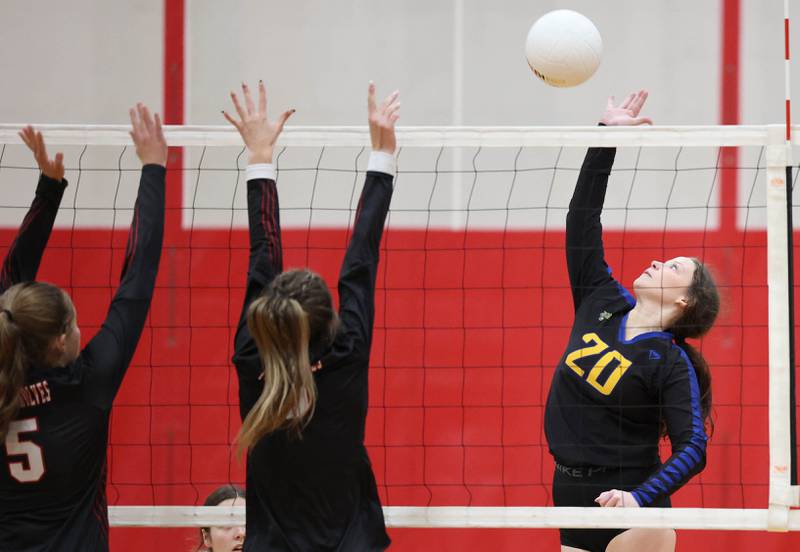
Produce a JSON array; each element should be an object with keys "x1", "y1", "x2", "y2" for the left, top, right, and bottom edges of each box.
[
  {"x1": 81, "y1": 164, "x2": 166, "y2": 409},
  {"x1": 232, "y1": 165, "x2": 283, "y2": 420},
  {"x1": 631, "y1": 347, "x2": 708, "y2": 506},
  {"x1": 0, "y1": 175, "x2": 67, "y2": 292}
]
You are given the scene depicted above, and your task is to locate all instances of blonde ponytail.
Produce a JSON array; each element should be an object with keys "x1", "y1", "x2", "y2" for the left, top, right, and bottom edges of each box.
[{"x1": 236, "y1": 269, "x2": 336, "y2": 453}]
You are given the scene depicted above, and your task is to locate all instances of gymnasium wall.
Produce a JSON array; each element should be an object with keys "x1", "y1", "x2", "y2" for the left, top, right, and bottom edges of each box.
[{"x1": 1, "y1": 1, "x2": 800, "y2": 551}]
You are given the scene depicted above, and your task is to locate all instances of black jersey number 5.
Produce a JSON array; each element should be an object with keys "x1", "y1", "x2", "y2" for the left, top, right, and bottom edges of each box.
[
  {"x1": 564, "y1": 332, "x2": 632, "y2": 396},
  {"x1": 4, "y1": 418, "x2": 45, "y2": 483}
]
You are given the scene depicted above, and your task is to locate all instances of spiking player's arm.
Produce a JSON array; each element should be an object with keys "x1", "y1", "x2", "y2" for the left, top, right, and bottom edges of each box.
[
  {"x1": 334, "y1": 83, "x2": 398, "y2": 366},
  {"x1": 566, "y1": 91, "x2": 652, "y2": 311},
  {"x1": 0, "y1": 127, "x2": 67, "y2": 293},
  {"x1": 565, "y1": 145, "x2": 616, "y2": 310},
  {"x1": 225, "y1": 81, "x2": 295, "y2": 419},
  {"x1": 81, "y1": 104, "x2": 167, "y2": 410}
]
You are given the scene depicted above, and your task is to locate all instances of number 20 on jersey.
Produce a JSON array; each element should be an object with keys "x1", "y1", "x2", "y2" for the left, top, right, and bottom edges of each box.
[{"x1": 564, "y1": 332, "x2": 632, "y2": 396}]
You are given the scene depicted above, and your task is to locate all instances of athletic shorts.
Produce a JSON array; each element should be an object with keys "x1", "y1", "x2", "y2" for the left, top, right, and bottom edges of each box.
[{"x1": 552, "y1": 463, "x2": 671, "y2": 552}]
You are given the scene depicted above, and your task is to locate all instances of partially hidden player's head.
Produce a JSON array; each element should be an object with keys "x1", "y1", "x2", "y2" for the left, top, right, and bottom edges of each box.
[
  {"x1": 0, "y1": 281, "x2": 79, "y2": 439},
  {"x1": 238, "y1": 269, "x2": 338, "y2": 450},
  {"x1": 636, "y1": 257, "x2": 720, "y2": 427},
  {"x1": 198, "y1": 484, "x2": 246, "y2": 552}
]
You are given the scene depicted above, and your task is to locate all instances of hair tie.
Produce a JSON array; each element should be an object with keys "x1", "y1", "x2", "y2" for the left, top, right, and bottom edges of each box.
[{"x1": 2, "y1": 309, "x2": 14, "y2": 323}]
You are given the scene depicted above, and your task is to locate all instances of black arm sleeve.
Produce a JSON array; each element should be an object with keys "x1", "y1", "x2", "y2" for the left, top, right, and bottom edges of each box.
[
  {"x1": 80, "y1": 165, "x2": 166, "y2": 409},
  {"x1": 566, "y1": 146, "x2": 617, "y2": 311},
  {"x1": 232, "y1": 178, "x2": 283, "y2": 421},
  {"x1": 631, "y1": 350, "x2": 708, "y2": 506},
  {"x1": 335, "y1": 170, "x2": 394, "y2": 366},
  {"x1": 0, "y1": 175, "x2": 67, "y2": 293}
]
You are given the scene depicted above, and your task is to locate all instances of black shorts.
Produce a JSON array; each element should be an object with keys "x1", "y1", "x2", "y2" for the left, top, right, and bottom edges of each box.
[{"x1": 552, "y1": 463, "x2": 671, "y2": 552}]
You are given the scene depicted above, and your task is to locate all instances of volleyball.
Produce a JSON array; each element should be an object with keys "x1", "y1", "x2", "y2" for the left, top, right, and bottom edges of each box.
[{"x1": 525, "y1": 9, "x2": 602, "y2": 87}]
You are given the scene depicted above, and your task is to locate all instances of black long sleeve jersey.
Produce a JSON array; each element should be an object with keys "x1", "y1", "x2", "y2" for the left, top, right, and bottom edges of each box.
[
  {"x1": 544, "y1": 148, "x2": 707, "y2": 507},
  {"x1": 0, "y1": 166, "x2": 165, "y2": 552},
  {"x1": 232, "y1": 169, "x2": 393, "y2": 551}
]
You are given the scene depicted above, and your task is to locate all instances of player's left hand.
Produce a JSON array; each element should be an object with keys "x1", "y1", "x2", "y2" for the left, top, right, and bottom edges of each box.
[{"x1": 595, "y1": 489, "x2": 640, "y2": 507}]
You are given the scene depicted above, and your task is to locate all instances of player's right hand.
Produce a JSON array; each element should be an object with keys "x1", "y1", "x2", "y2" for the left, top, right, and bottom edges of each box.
[
  {"x1": 368, "y1": 82, "x2": 400, "y2": 154},
  {"x1": 19, "y1": 126, "x2": 65, "y2": 181},
  {"x1": 600, "y1": 90, "x2": 653, "y2": 126}
]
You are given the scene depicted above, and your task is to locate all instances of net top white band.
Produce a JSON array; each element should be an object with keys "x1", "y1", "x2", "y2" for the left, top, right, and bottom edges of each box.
[
  {"x1": 0, "y1": 124, "x2": 797, "y2": 148},
  {"x1": 108, "y1": 506, "x2": 800, "y2": 531}
]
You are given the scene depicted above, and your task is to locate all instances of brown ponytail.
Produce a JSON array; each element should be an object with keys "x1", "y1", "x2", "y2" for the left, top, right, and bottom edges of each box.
[
  {"x1": 0, "y1": 282, "x2": 74, "y2": 440},
  {"x1": 237, "y1": 270, "x2": 336, "y2": 452},
  {"x1": 668, "y1": 260, "x2": 720, "y2": 433}
]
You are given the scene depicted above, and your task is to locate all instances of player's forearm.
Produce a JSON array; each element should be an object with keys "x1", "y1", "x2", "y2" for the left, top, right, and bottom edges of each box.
[
  {"x1": 115, "y1": 164, "x2": 165, "y2": 299},
  {"x1": 341, "y1": 154, "x2": 394, "y2": 272},
  {"x1": 245, "y1": 165, "x2": 282, "y2": 288},
  {"x1": 567, "y1": 147, "x2": 615, "y2": 229},
  {"x1": 0, "y1": 175, "x2": 67, "y2": 289},
  {"x1": 631, "y1": 440, "x2": 706, "y2": 506}
]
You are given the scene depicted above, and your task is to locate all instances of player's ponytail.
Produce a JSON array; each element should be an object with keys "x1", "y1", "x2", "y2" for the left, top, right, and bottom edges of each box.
[
  {"x1": 0, "y1": 282, "x2": 74, "y2": 440},
  {"x1": 237, "y1": 270, "x2": 336, "y2": 452},
  {"x1": 668, "y1": 259, "x2": 720, "y2": 432}
]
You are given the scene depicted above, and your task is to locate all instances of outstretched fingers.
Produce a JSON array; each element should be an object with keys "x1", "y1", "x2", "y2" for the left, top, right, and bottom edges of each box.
[
  {"x1": 367, "y1": 81, "x2": 377, "y2": 116},
  {"x1": 380, "y1": 90, "x2": 400, "y2": 114},
  {"x1": 19, "y1": 126, "x2": 36, "y2": 151},
  {"x1": 230, "y1": 90, "x2": 246, "y2": 121},
  {"x1": 258, "y1": 80, "x2": 267, "y2": 116},
  {"x1": 629, "y1": 90, "x2": 649, "y2": 116},
  {"x1": 242, "y1": 82, "x2": 256, "y2": 116},
  {"x1": 619, "y1": 93, "x2": 635, "y2": 110},
  {"x1": 275, "y1": 108, "x2": 296, "y2": 134}
]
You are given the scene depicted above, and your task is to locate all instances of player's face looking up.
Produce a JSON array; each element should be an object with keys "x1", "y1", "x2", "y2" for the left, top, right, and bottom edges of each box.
[
  {"x1": 202, "y1": 497, "x2": 245, "y2": 551},
  {"x1": 632, "y1": 256, "x2": 695, "y2": 313}
]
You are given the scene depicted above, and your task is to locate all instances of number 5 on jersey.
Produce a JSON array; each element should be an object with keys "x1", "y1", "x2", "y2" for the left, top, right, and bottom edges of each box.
[
  {"x1": 5, "y1": 418, "x2": 45, "y2": 483},
  {"x1": 564, "y1": 332, "x2": 632, "y2": 396}
]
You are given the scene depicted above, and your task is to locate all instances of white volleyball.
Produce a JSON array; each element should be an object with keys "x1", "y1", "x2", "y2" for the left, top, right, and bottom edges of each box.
[{"x1": 525, "y1": 10, "x2": 603, "y2": 88}]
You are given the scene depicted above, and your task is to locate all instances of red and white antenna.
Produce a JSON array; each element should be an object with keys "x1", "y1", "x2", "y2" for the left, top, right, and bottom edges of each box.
[{"x1": 785, "y1": 0, "x2": 792, "y2": 142}]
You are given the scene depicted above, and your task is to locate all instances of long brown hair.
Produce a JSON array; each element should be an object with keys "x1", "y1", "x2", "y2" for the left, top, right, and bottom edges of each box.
[
  {"x1": 667, "y1": 259, "x2": 720, "y2": 432},
  {"x1": 237, "y1": 270, "x2": 336, "y2": 451},
  {"x1": 0, "y1": 282, "x2": 74, "y2": 440}
]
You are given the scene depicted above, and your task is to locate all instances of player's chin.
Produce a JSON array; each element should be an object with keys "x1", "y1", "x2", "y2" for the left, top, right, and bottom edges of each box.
[{"x1": 632, "y1": 276, "x2": 658, "y2": 292}]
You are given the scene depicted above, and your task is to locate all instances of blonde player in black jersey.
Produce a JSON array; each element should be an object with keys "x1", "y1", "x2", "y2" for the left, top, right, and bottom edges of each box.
[
  {"x1": 224, "y1": 80, "x2": 397, "y2": 551},
  {"x1": 545, "y1": 90, "x2": 720, "y2": 552}
]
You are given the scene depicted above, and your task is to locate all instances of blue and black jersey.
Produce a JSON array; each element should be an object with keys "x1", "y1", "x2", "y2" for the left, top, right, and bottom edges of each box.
[
  {"x1": 0, "y1": 166, "x2": 165, "y2": 552},
  {"x1": 233, "y1": 157, "x2": 393, "y2": 551},
  {"x1": 544, "y1": 147, "x2": 707, "y2": 507}
]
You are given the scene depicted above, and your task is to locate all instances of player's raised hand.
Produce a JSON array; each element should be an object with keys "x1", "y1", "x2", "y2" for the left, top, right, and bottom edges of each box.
[
  {"x1": 19, "y1": 126, "x2": 65, "y2": 182},
  {"x1": 600, "y1": 89, "x2": 653, "y2": 126},
  {"x1": 223, "y1": 81, "x2": 294, "y2": 164},
  {"x1": 368, "y1": 82, "x2": 400, "y2": 154},
  {"x1": 129, "y1": 103, "x2": 168, "y2": 167},
  {"x1": 595, "y1": 489, "x2": 640, "y2": 508}
]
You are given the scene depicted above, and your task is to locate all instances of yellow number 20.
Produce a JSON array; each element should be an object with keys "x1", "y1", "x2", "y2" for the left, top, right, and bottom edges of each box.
[{"x1": 564, "y1": 333, "x2": 632, "y2": 396}]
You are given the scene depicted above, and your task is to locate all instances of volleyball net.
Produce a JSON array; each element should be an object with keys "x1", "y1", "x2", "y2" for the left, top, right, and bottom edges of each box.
[{"x1": 0, "y1": 124, "x2": 798, "y2": 533}]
